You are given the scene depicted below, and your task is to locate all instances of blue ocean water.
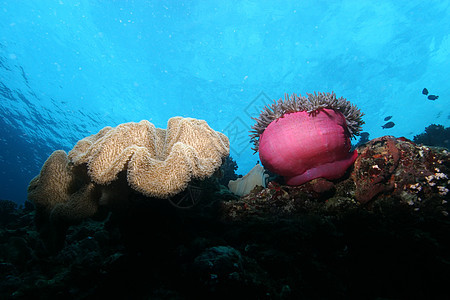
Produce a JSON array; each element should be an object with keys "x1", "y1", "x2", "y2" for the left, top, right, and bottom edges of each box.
[{"x1": 0, "y1": 0, "x2": 449, "y2": 205}]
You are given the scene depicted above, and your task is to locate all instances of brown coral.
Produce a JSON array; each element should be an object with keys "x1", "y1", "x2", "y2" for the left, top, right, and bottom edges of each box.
[
  {"x1": 28, "y1": 117, "x2": 229, "y2": 227},
  {"x1": 351, "y1": 136, "x2": 450, "y2": 205},
  {"x1": 68, "y1": 117, "x2": 229, "y2": 199},
  {"x1": 27, "y1": 150, "x2": 100, "y2": 225},
  {"x1": 28, "y1": 150, "x2": 73, "y2": 215}
]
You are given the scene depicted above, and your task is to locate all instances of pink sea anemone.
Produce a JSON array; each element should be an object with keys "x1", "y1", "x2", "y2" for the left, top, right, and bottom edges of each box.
[{"x1": 251, "y1": 92, "x2": 364, "y2": 185}]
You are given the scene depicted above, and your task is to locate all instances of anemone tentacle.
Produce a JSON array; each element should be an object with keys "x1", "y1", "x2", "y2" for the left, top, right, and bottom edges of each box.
[{"x1": 250, "y1": 92, "x2": 364, "y2": 152}]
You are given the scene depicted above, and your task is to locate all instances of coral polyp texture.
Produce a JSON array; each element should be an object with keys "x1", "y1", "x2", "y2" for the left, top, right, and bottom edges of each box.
[
  {"x1": 69, "y1": 117, "x2": 229, "y2": 198},
  {"x1": 27, "y1": 150, "x2": 100, "y2": 223},
  {"x1": 28, "y1": 117, "x2": 229, "y2": 223},
  {"x1": 251, "y1": 92, "x2": 364, "y2": 185}
]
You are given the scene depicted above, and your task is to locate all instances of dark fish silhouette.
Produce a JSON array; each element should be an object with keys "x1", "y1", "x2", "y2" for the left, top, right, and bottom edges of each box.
[
  {"x1": 428, "y1": 95, "x2": 439, "y2": 100},
  {"x1": 382, "y1": 121, "x2": 395, "y2": 129},
  {"x1": 360, "y1": 132, "x2": 369, "y2": 138},
  {"x1": 384, "y1": 116, "x2": 392, "y2": 121},
  {"x1": 422, "y1": 88, "x2": 429, "y2": 95}
]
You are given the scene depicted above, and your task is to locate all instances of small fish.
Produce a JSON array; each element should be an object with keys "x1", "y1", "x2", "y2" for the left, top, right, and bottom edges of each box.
[
  {"x1": 384, "y1": 116, "x2": 392, "y2": 121},
  {"x1": 382, "y1": 121, "x2": 395, "y2": 129},
  {"x1": 428, "y1": 95, "x2": 439, "y2": 100},
  {"x1": 422, "y1": 88, "x2": 429, "y2": 95},
  {"x1": 360, "y1": 132, "x2": 369, "y2": 138}
]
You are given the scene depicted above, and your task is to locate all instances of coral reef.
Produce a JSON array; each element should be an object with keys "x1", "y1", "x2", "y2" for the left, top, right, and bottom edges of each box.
[
  {"x1": 224, "y1": 136, "x2": 449, "y2": 218},
  {"x1": 0, "y1": 199, "x2": 17, "y2": 226},
  {"x1": 27, "y1": 150, "x2": 100, "y2": 225},
  {"x1": 250, "y1": 92, "x2": 364, "y2": 185},
  {"x1": 27, "y1": 117, "x2": 229, "y2": 250},
  {"x1": 353, "y1": 131, "x2": 370, "y2": 148},
  {"x1": 413, "y1": 124, "x2": 450, "y2": 149},
  {"x1": 352, "y1": 136, "x2": 449, "y2": 204},
  {"x1": 69, "y1": 117, "x2": 229, "y2": 198},
  {"x1": 218, "y1": 155, "x2": 239, "y2": 186},
  {"x1": 1, "y1": 135, "x2": 450, "y2": 299}
]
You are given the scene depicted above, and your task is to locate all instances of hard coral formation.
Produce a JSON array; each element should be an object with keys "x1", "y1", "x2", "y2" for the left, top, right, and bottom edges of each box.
[
  {"x1": 413, "y1": 124, "x2": 450, "y2": 149},
  {"x1": 250, "y1": 92, "x2": 364, "y2": 185},
  {"x1": 218, "y1": 155, "x2": 239, "y2": 186},
  {"x1": 5, "y1": 136, "x2": 450, "y2": 299},
  {"x1": 352, "y1": 136, "x2": 449, "y2": 205},
  {"x1": 28, "y1": 117, "x2": 229, "y2": 225}
]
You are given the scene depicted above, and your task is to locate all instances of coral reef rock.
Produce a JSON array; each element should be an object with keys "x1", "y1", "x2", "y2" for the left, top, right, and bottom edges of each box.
[
  {"x1": 352, "y1": 135, "x2": 449, "y2": 205},
  {"x1": 413, "y1": 123, "x2": 450, "y2": 149},
  {"x1": 2, "y1": 136, "x2": 450, "y2": 299},
  {"x1": 223, "y1": 136, "x2": 449, "y2": 220}
]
